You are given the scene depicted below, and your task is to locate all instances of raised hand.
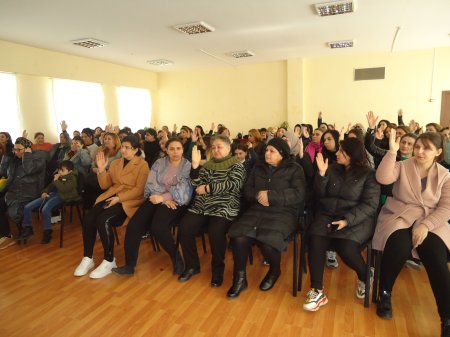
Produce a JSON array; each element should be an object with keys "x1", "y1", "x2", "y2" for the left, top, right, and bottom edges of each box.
[
  {"x1": 366, "y1": 111, "x2": 378, "y2": 129},
  {"x1": 96, "y1": 151, "x2": 108, "y2": 173},
  {"x1": 60, "y1": 120, "x2": 68, "y2": 131},
  {"x1": 398, "y1": 109, "x2": 403, "y2": 117},
  {"x1": 297, "y1": 138, "x2": 304, "y2": 159},
  {"x1": 22, "y1": 130, "x2": 28, "y2": 139},
  {"x1": 318, "y1": 111, "x2": 322, "y2": 118},
  {"x1": 316, "y1": 152, "x2": 328, "y2": 176},
  {"x1": 389, "y1": 129, "x2": 400, "y2": 154},
  {"x1": 173, "y1": 123, "x2": 178, "y2": 132},
  {"x1": 191, "y1": 145, "x2": 201, "y2": 169}
]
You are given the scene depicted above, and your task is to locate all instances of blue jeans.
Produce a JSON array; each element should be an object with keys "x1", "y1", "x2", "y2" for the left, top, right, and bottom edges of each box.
[{"x1": 23, "y1": 193, "x2": 63, "y2": 230}]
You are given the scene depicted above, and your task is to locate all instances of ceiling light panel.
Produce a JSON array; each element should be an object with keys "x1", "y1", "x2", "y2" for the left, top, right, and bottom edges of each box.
[
  {"x1": 229, "y1": 50, "x2": 255, "y2": 58},
  {"x1": 71, "y1": 38, "x2": 108, "y2": 48},
  {"x1": 315, "y1": 0, "x2": 355, "y2": 16},
  {"x1": 328, "y1": 40, "x2": 354, "y2": 48},
  {"x1": 146, "y1": 59, "x2": 174, "y2": 66},
  {"x1": 173, "y1": 21, "x2": 215, "y2": 35}
]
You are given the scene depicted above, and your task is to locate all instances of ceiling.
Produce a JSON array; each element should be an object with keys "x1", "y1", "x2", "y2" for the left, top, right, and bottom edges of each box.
[{"x1": 1, "y1": 0, "x2": 449, "y2": 72}]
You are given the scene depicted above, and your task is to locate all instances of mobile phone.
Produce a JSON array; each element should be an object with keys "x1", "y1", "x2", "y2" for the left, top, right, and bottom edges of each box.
[
  {"x1": 327, "y1": 223, "x2": 339, "y2": 232},
  {"x1": 103, "y1": 200, "x2": 111, "y2": 208}
]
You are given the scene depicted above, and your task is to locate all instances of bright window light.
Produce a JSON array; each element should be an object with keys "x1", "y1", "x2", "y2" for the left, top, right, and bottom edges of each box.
[
  {"x1": 0, "y1": 72, "x2": 22, "y2": 140},
  {"x1": 117, "y1": 86, "x2": 152, "y2": 132},
  {"x1": 52, "y1": 78, "x2": 107, "y2": 133}
]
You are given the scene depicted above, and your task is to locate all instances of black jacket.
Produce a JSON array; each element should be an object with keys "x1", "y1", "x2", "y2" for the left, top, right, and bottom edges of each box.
[
  {"x1": 228, "y1": 158, "x2": 306, "y2": 252},
  {"x1": 309, "y1": 163, "x2": 380, "y2": 244}
]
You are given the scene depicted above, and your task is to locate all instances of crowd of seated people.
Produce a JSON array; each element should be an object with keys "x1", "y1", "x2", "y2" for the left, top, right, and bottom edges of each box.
[{"x1": 0, "y1": 110, "x2": 449, "y2": 336}]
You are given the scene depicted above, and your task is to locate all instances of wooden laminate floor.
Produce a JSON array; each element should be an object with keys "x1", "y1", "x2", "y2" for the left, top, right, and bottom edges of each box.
[{"x1": 0, "y1": 214, "x2": 442, "y2": 337}]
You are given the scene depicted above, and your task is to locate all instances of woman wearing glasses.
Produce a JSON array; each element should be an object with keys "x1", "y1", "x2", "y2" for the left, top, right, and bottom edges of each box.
[{"x1": 74, "y1": 135, "x2": 149, "y2": 279}]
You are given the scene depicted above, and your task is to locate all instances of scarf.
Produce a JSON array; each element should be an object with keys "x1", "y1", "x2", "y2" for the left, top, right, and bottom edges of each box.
[
  {"x1": 202, "y1": 154, "x2": 239, "y2": 170},
  {"x1": 305, "y1": 142, "x2": 322, "y2": 162}
]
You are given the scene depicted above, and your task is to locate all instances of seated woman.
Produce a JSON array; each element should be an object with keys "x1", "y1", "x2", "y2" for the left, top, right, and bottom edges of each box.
[
  {"x1": 226, "y1": 138, "x2": 305, "y2": 298},
  {"x1": 247, "y1": 129, "x2": 266, "y2": 160},
  {"x1": 0, "y1": 132, "x2": 14, "y2": 166},
  {"x1": 112, "y1": 138, "x2": 193, "y2": 276},
  {"x1": 74, "y1": 135, "x2": 149, "y2": 279},
  {"x1": 178, "y1": 135, "x2": 245, "y2": 286},
  {"x1": 373, "y1": 131, "x2": 450, "y2": 336},
  {"x1": 64, "y1": 136, "x2": 92, "y2": 177},
  {"x1": 303, "y1": 138, "x2": 380, "y2": 312},
  {"x1": 0, "y1": 137, "x2": 46, "y2": 249}
]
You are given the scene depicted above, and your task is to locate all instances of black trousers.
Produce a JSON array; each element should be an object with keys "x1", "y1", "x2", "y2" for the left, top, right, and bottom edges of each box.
[
  {"x1": 178, "y1": 211, "x2": 231, "y2": 276},
  {"x1": 0, "y1": 195, "x2": 10, "y2": 237},
  {"x1": 82, "y1": 202, "x2": 127, "y2": 262},
  {"x1": 380, "y1": 228, "x2": 450, "y2": 321},
  {"x1": 308, "y1": 234, "x2": 366, "y2": 290},
  {"x1": 124, "y1": 200, "x2": 186, "y2": 267},
  {"x1": 231, "y1": 236, "x2": 281, "y2": 275}
]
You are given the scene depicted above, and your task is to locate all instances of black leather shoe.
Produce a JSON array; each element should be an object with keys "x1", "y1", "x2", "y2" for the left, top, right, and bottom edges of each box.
[
  {"x1": 112, "y1": 265, "x2": 135, "y2": 276},
  {"x1": 259, "y1": 270, "x2": 280, "y2": 291},
  {"x1": 178, "y1": 268, "x2": 200, "y2": 282},
  {"x1": 376, "y1": 290, "x2": 393, "y2": 320},
  {"x1": 442, "y1": 318, "x2": 450, "y2": 337},
  {"x1": 227, "y1": 271, "x2": 248, "y2": 298},
  {"x1": 211, "y1": 275, "x2": 223, "y2": 288}
]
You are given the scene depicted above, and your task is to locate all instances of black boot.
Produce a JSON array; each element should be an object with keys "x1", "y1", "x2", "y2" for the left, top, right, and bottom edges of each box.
[
  {"x1": 227, "y1": 271, "x2": 248, "y2": 298},
  {"x1": 442, "y1": 318, "x2": 450, "y2": 337},
  {"x1": 376, "y1": 290, "x2": 392, "y2": 320},
  {"x1": 259, "y1": 269, "x2": 281, "y2": 291},
  {"x1": 41, "y1": 229, "x2": 52, "y2": 244},
  {"x1": 18, "y1": 226, "x2": 34, "y2": 241},
  {"x1": 172, "y1": 251, "x2": 185, "y2": 275}
]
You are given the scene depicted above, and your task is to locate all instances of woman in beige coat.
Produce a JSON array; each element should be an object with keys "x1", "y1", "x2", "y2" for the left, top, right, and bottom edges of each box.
[
  {"x1": 373, "y1": 130, "x2": 450, "y2": 336},
  {"x1": 74, "y1": 135, "x2": 149, "y2": 279}
]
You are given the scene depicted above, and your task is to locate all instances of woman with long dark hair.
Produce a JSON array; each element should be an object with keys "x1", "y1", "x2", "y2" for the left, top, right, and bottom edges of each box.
[
  {"x1": 74, "y1": 135, "x2": 149, "y2": 279},
  {"x1": 303, "y1": 138, "x2": 380, "y2": 312}
]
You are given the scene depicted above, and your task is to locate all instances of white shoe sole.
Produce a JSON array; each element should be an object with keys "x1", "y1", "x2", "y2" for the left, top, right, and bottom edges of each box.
[{"x1": 303, "y1": 297, "x2": 328, "y2": 312}]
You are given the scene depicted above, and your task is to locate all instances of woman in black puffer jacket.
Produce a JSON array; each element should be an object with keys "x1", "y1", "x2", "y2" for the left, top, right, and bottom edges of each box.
[
  {"x1": 227, "y1": 138, "x2": 306, "y2": 298},
  {"x1": 302, "y1": 137, "x2": 380, "y2": 312}
]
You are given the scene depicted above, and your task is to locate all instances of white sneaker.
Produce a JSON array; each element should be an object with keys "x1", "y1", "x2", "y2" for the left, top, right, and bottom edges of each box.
[
  {"x1": 74, "y1": 257, "x2": 95, "y2": 276},
  {"x1": 303, "y1": 288, "x2": 328, "y2": 311},
  {"x1": 326, "y1": 250, "x2": 339, "y2": 269},
  {"x1": 356, "y1": 267, "x2": 374, "y2": 299},
  {"x1": 89, "y1": 259, "x2": 116, "y2": 279}
]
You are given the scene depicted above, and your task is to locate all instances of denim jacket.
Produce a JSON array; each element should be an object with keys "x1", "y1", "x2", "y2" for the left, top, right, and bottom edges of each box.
[{"x1": 144, "y1": 156, "x2": 193, "y2": 206}]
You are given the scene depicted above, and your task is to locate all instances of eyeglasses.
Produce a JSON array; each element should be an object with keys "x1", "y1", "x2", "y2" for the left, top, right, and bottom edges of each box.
[{"x1": 13, "y1": 148, "x2": 25, "y2": 152}]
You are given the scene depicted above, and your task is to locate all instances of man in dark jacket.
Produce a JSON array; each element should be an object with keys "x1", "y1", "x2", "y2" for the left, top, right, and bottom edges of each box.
[{"x1": 0, "y1": 137, "x2": 46, "y2": 249}]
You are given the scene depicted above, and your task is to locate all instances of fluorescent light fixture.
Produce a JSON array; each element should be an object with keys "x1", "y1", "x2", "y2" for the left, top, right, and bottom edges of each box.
[
  {"x1": 146, "y1": 59, "x2": 174, "y2": 66},
  {"x1": 173, "y1": 21, "x2": 215, "y2": 35},
  {"x1": 315, "y1": 0, "x2": 356, "y2": 16},
  {"x1": 71, "y1": 38, "x2": 108, "y2": 48},
  {"x1": 328, "y1": 40, "x2": 354, "y2": 48},
  {"x1": 228, "y1": 50, "x2": 255, "y2": 58}
]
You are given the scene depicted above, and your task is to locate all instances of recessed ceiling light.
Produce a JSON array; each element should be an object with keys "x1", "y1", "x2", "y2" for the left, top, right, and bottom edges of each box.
[
  {"x1": 146, "y1": 59, "x2": 174, "y2": 66},
  {"x1": 315, "y1": 0, "x2": 356, "y2": 16},
  {"x1": 228, "y1": 50, "x2": 255, "y2": 58},
  {"x1": 328, "y1": 40, "x2": 354, "y2": 48},
  {"x1": 71, "y1": 38, "x2": 108, "y2": 48},
  {"x1": 173, "y1": 21, "x2": 215, "y2": 35}
]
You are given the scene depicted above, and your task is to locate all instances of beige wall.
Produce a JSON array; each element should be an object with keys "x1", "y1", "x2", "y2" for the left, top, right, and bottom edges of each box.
[
  {"x1": 303, "y1": 48, "x2": 450, "y2": 130},
  {"x1": 0, "y1": 40, "x2": 157, "y2": 140},
  {"x1": 157, "y1": 62, "x2": 287, "y2": 135}
]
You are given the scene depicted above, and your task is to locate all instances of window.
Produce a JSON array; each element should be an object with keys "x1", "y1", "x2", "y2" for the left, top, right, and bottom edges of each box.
[
  {"x1": 0, "y1": 72, "x2": 21, "y2": 139},
  {"x1": 116, "y1": 86, "x2": 152, "y2": 132},
  {"x1": 52, "y1": 78, "x2": 107, "y2": 133}
]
